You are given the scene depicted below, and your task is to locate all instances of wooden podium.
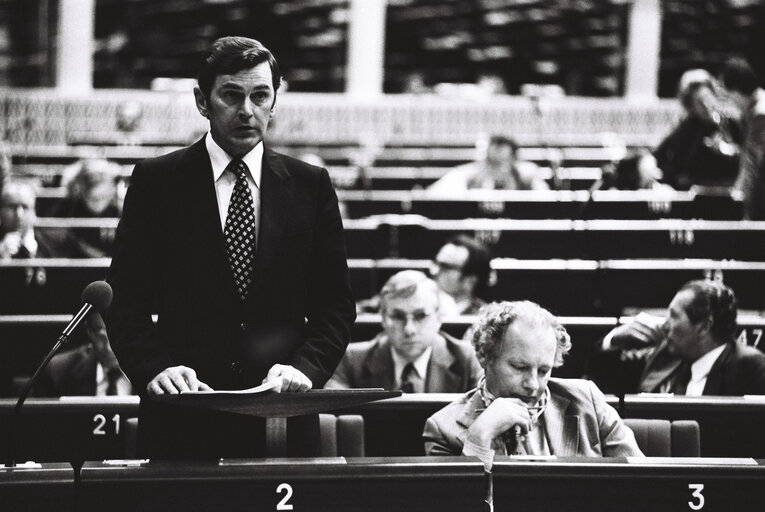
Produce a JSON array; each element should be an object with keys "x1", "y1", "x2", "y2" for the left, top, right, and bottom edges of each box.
[{"x1": 145, "y1": 389, "x2": 400, "y2": 458}]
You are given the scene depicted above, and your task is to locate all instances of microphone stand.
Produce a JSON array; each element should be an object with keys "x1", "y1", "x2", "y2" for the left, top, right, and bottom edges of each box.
[{"x1": 4, "y1": 303, "x2": 93, "y2": 468}]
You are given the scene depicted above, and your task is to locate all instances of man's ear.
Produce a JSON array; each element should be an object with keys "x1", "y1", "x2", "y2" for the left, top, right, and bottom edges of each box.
[
  {"x1": 193, "y1": 86, "x2": 209, "y2": 118},
  {"x1": 269, "y1": 95, "x2": 277, "y2": 117},
  {"x1": 696, "y1": 316, "x2": 714, "y2": 337}
]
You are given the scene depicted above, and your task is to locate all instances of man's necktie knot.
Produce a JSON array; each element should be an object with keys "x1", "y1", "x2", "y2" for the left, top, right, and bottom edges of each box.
[
  {"x1": 400, "y1": 363, "x2": 417, "y2": 393},
  {"x1": 224, "y1": 159, "x2": 256, "y2": 301}
]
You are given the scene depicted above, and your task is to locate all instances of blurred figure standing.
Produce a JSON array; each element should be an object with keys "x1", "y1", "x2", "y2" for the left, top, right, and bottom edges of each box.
[
  {"x1": 654, "y1": 69, "x2": 740, "y2": 190},
  {"x1": 721, "y1": 58, "x2": 765, "y2": 219}
]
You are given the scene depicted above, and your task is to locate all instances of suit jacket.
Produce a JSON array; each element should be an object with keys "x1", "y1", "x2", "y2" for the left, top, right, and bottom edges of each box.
[
  {"x1": 105, "y1": 138, "x2": 356, "y2": 393},
  {"x1": 423, "y1": 378, "x2": 642, "y2": 457},
  {"x1": 324, "y1": 332, "x2": 483, "y2": 392},
  {"x1": 639, "y1": 340, "x2": 765, "y2": 395},
  {"x1": 32, "y1": 345, "x2": 132, "y2": 397}
]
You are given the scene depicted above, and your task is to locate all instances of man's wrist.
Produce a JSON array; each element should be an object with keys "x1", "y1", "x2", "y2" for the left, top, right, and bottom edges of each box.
[{"x1": 462, "y1": 436, "x2": 495, "y2": 471}]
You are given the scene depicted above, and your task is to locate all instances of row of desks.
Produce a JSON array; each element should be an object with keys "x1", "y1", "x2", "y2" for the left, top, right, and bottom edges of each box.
[
  {"x1": 35, "y1": 189, "x2": 744, "y2": 220},
  {"x1": 337, "y1": 189, "x2": 745, "y2": 220},
  {"x1": 3, "y1": 257, "x2": 763, "y2": 316},
  {"x1": 33, "y1": 217, "x2": 765, "y2": 260},
  {"x1": 1, "y1": 395, "x2": 765, "y2": 464},
  {"x1": 8, "y1": 457, "x2": 765, "y2": 512}
]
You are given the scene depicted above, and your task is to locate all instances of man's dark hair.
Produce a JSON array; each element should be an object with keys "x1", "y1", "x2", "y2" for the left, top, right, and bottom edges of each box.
[
  {"x1": 720, "y1": 58, "x2": 759, "y2": 96},
  {"x1": 446, "y1": 235, "x2": 492, "y2": 297},
  {"x1": 488, "y1": 134, "x2": 518, "y2": 155},
  {"x1": 679, "y1": 279, "x2": 738, "y2": 344},
  {"x1": 197, "y1": 36, "x2": 282, "y2": 101}
]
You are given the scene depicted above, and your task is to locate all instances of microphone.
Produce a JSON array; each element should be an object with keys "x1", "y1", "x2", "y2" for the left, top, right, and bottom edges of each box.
[{"x1": 4, "y1": 281, "x2": 113, "y2": 468}]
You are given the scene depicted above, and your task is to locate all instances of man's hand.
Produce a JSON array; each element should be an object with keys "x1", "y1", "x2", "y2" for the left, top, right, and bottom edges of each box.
[
  {"x1": 607, "y1": 314, "x2": 664, "y2": 350},
  {"x1": 264, "y1": 364, "x2": 312, "y2": 392},
  {"x1": 146, "y1": 366, "x2": 212, "y2": 395},
  {"x1": 0, "y1": 232, "x2": 22, "y2": 259},
  {"x1": 465, "y1": 397, "x2": 531, "y2": 449}
]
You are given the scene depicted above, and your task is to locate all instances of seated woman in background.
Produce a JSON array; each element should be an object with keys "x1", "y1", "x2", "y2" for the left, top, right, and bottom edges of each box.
[
  {"x1": 52, "y1": 158, "x2": 121, "y2": 257},
  {"x1": 653, "y1": 69, "x2": 741, "y2": 190}
]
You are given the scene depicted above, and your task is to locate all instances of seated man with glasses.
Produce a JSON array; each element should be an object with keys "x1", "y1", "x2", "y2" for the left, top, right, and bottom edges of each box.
[
  {"x1": 424, "y1": 301, "x2": 642, "y2": 468},
  {"x1": 431, "y1": 235, "x2": 494, "y2": 315},
  {"x1": 326, "y1": 270, "x2": 483, "y2": 392}
]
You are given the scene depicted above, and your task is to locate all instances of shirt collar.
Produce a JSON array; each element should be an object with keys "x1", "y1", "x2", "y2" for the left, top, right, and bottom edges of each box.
[
  {"x1": 690, "y1": 343, "x2": 727, "y2": 382},
  {"x1": 205, "y1": 132, "x2": 263, "y2": 188},
  {"x1": 390, "y1": 342, "x2": 432, "y2": 381}
]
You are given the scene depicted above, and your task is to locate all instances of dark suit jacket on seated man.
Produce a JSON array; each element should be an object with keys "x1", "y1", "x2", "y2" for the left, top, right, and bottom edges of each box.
[
  {"x1": 424, "y1": 301, "x2": 642, "y2": 468},
  {"x1": 594, "y1": 279, "x2": 765, "y2": 396},
  {"x1": 327, "y1": 270, "x2": 482, "y2": 392},
  {"x1": 34, "y1": 314, "x2": 133, "y2": 397},
  {"x1": 104, "y1": 37, "x2": 355, "y2": 457}
]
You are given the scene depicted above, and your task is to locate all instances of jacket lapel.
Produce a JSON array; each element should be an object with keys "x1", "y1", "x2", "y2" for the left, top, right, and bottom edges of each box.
[
  {"x1": 182, "y1": 138, "x2": 239, "y2": 303},
  {"x1": 361, "y1": 335, "x2": 395, "y2": 390},
  {"x1": 702, "y1": 342, "x2": 733, "y2": 395},
  {"x1": 247, "y1": 147, "x2": 293, "y2": 300},
  {"x1": 640, "y1": 341, "x2": 683, "y2": 392},
  {"x1": 425, "y1": 335, "x2": 459, "y2": 392},
  {"x1": 544, "y1": 390, "x2": 579, "y2": 456}
]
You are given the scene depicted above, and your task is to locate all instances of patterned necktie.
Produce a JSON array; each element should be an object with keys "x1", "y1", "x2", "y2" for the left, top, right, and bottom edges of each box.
[
  {"x1": 224, "y1": 160, "x2": 256, "y2": 300},
  {"x1": 400, "y1": 363, "x2": 417, "y2": 393}
]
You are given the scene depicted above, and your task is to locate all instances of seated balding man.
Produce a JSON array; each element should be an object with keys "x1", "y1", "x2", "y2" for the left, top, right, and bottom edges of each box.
[
  {"x1": 326, "y1": 270, "x2": 482, "y2": 392},
  {"x1": 424, "y1": 301, "x2": 642, "y2": 469}
]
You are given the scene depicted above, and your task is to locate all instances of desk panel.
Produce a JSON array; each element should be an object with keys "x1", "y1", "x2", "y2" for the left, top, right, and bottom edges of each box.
[
  {"x1": 492, "y1": 458, "x2": 765, "y2": 512},
  {"x1": 79, "y1": 458, "x2": 486, "y2": 512},
  {"x1": 0, "y1": 463, "x2": 74, "y2": 511},
  {"x1": 0, "y1": 398, "x2": 139, "y2": 464},
  {"x1": 622, "y1": 396, "x2": 765, "y2": 458}
]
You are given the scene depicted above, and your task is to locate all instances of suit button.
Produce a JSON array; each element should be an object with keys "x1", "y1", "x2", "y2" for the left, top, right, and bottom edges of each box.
[
  {"x1": 240, "y1": 322, "x2": 248, "y2": 331},
  {"x1": 230, "y1": 361, "x2": 241, "y2": 374}
]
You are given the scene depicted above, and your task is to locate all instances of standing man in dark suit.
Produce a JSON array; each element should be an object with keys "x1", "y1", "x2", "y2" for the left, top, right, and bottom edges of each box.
[
  {"x1": 326, "y1": 270, "x2": 482, "y2": 392},
  {"x1": 593, "y1": 279, "x2": 765, "y2": 396},
  {"x1": 105, "y1": 37, "x2": 355, "y2": 456}
]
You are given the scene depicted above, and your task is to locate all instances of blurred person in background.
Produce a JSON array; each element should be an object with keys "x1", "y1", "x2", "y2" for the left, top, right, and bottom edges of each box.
[
  {"x1": 428, "y1": 134, "x2": 549, "y2": 193},
  {"x1": 53, "y1": 158, "x2": 121, "y2": 257},
  {"x1": 327, "y1": 270, "x2": 482, "y2": 392},
  {"x1": 33, "y1": 313, "x2": 133, "y2": 397},
  {"x1": 591, "y1": 279, "x2": 765, "y2": 396},
  {"x1": 0, "y1": 178, "x2": 73, "y2": 259},
  {"x1": 431, "y1": 235, "x2": 495, "y2": 315},
  {"x1": 592, "y1": 151, "x2": 674, "y2": 192},
  {"x1": 653, "y1": 69, "x2": 740, "y2": 190},
  {"x1": 721, "y1": 58, "x2": 765, "y2": 219}
]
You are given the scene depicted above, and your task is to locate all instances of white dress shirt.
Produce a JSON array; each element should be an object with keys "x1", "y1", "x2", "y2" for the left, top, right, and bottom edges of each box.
[
  {"x1": 685, "y1": 344, "x2": 727, "y2": 396},
  {"x1": 390, "y1": 345, "x2": 432, "y2": 393},
  {"x1": 205, "y1": 133, "x2": 262, "y2": 244}
]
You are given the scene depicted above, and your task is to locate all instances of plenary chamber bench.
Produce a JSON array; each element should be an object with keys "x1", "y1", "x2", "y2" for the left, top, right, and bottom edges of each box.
[
  {"x1": 349, "y1": 258, "x2": 765, "y2": 315},
  {"x1": 343, "y1": 218, "x2": 765, "y2": 260},
  {"x1": 337, "y1": 189, "x2": 743, "y2": 220}
]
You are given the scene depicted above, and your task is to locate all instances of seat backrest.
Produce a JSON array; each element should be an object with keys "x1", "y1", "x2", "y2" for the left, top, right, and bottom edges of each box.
[
  {"x1": 319, "y1": 414, "x2": 365, "y2": 457},
  {"x1": 624, "y1": 418, "x2": 700, "y2": 457}
]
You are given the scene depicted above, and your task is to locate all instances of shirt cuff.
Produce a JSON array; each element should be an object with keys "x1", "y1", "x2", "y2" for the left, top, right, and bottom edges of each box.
[{"x1": 462, "y1": 438, "x2": 495, "y2": 472}]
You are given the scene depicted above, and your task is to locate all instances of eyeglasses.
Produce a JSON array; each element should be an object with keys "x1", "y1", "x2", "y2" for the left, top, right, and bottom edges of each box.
[
  {"x1": 431, "y1": 260, "x2": 464, "y2": 274},
  {"x1": 385, "y1": 310, "x2": 436, "y2": 324}
]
